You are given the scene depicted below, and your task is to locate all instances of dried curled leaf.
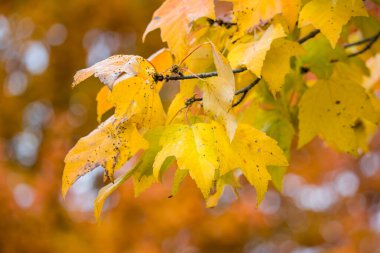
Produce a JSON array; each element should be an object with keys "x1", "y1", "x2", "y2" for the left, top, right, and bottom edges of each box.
[
  {"x1": 72, "y1": 55, "x2": 156, "y2": 89},
  {"x1": 73, "y1": 55, "x2": 134, "y2": 88}
]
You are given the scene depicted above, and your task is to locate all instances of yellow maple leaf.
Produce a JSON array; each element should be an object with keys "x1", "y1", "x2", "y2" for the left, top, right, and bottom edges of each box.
[
  {"x1": 299, "y1": 0, "x2": 368, "y2": 47},
  {"x1": 232, "y1": 124, "x2": 288, "y2": 204},
  {"x1": 230, "y1": 0, "x2": 281, "y2": 36},
  {"x1": 96, "y1": 86, "x2": 113, "y2": 122},
  {"x1": 148, "y1": 48, "x2": 173, "y2": 74},
  {"x1": 280, "y1": 0, "x2": 301, "y2": 32},
  {"x1": 153, "y1": 122, "x2": 235, "y2": 197},
  {"x1": 228, "y1": 21, "x2": 286, "y2": 77},
  {"x1": 166, "y1": 93, "x2": 187, "y2": 124},
  {"x1": 147, "y1": 48, "x2": 174, "y2": 91},
  {"x1": 262, "y1": 38, "x2": 306, "y2": 94},
  {"x1": 229, "y1": 0, "x2": 300, "y2": 35},
  {"x1": 62, "y1": 116, "x2": 149, "y2": 197},
  {"x1": 203, "y1": 43, "x2": 237, "y2": 140},
  {"x1": 143, "y1": 0, "x2": 215, "y2": 60},
  {"x1": 110, "y1": 76, "x2": 165, "y2": 131},
  {"x1": 298, "y1": 62, "x2": 378, "y2": 154}
]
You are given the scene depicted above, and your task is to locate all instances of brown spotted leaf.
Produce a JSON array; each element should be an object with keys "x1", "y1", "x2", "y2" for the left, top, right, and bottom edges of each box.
[{"x1": 62, "y1": 116, "x2": 149, "y2": 197}]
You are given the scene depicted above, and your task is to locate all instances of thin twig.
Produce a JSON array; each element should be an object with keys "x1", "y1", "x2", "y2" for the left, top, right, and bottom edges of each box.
[
  {"x1": 344, "y1": 31, "x2": 380, "y2": 48},
  {"x1": 207, "y1": 18, "x2": 237, "y2": 28},
  {"x1": 233, "y1": 78, "x2": 261, "y2": 107},
  {"x1": 153, "y1": 30, "x2": 321, "y2": 83},
  {"x1": 184, "y1": 78, "x2": 261, "y2": 108},
  {"x1": 154, "y1": 67, "x2": 247, "y2": 82},
  {"x1": 298, "y1": 29, "x2": 320, "y2": 44},
  {"x1": 235, "y1": 78, "x2": 261, "y2": 95},
  {"x1": 301, "y1": 31, "x2": 380, "y2": 73},
  {"x1": 347, "y1": 31, "x2": 380, "y2": 58},
  {"x1": 185, "y1": 96, "x2": 203, "y2": 106}
]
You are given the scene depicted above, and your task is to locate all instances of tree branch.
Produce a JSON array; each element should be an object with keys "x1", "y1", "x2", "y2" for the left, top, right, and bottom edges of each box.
[
  {"x1": 298, "y1": 29, "x2": 320, "y2": 44},
  {"x1": 154, "y1": 29, "x2": 321, "y2": 83},
  {"x1": 302, "y1": 31, "x2": 380, "y2": 72},
  {"x1": 233, "y1": 78, "x2": 261, "y2": 107},
  {"x1": 344, "y1": 31, "x2": 380, "y2": 48},
  {"x1": 185, "y1": 78, "x2": 261, "y2": 107},
  {"x1": 153, "y1": 67, "x2": 247, "y2": 82},
  {"x1": 206, "y1": 18, "x2": 237, "y2": 28},
  {"x1": 162, "y1": 30, "x2": 380, "y2": 109},
  {"x1": 347, "y1": 31, "x2": 380, "y2": 58}
]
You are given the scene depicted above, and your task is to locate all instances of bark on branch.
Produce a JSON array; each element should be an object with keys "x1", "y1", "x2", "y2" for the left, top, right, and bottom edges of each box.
[{"x1": 158, "y1": 30, "x2": 380, "y2": 108}]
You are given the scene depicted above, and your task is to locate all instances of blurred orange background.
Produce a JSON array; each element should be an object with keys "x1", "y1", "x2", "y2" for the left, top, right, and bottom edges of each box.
[{"x1": 1, "y1": 1, "x2": 380, "y2": 253}]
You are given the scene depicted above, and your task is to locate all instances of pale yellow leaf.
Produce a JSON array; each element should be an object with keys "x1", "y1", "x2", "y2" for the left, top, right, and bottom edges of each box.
[
  {"x1": 232, "y1": 124, "x2": 288, "y2": 204},
  {"x1": 298, "y1": 62, "x2": 378, "y2": 154},
  {"x1": 230, "y1": 0, "x2": 300, "y2": 35},
  {"x1": 153, "y1": 122, "x2": 235, "y2": 197},
  {"x1": 299, "y1": 0, "x2": 368, "y2": 47},
  {"x1": 228, "y1": 22, "x2": 286, "y2": 77},
  {"x1": 230, "y1": 0, "x2": 282, "y2": 36},
  {"x1": 110, "y1": 76, "x2": 165, "y2": 130},
  {"x1": 96, "y1": 86, "x2": 113, "y2": 122},
  {"x1": 262, "y1": 39, "x2": 306, "y2": 94},
  {"x1": 203, "y1": 43, "x2": 237, "y2": 140}
]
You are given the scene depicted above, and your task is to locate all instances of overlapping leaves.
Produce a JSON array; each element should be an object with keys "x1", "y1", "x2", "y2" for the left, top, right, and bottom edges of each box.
[{"x1": 63, "y1": 0, "x2": 380, "y2": 220}]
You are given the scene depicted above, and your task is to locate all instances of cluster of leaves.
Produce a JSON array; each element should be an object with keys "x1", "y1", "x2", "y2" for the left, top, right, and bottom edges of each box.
[{"x1": 63, "y1": 0, "x2": 380, "y2": 219}]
